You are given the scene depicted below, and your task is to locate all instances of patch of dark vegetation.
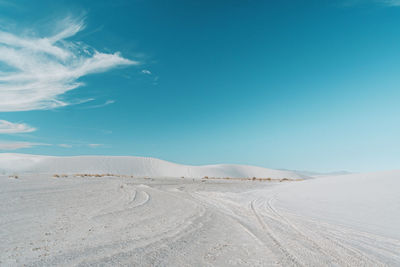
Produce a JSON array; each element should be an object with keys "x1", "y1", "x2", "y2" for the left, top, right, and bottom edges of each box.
[{"x1": 53, "y1": 173, "x2": 135, "y2": 178}]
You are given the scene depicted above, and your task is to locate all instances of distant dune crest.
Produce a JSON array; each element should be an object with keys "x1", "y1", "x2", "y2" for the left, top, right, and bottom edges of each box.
[{"x1": 0, "y1": 153, "x2": 307, "y2": 179}]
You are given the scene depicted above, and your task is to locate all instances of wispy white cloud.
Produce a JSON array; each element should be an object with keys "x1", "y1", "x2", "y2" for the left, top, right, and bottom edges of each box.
[
  {"x1": 342, "y1": 0, "x2": 400, "y2": 6},
  {"x1": 0, "y1": 16, "x2": 138, "y2": 112},
  {"x1": 88, "y1": 143, "x2": 102, "y2": 148},
  {"x1": 0, "y1": 141, "x2": 48, "y2": 150},
  {"x1": 0, "y1": 120, "x2": 36, "y2": 134},
  {"x1": 380, "y1": 0, "x2": 400, "y2": 6},
  {"x1": 140, "y1": 69, "x2": 159, "y2": 85},
  {"x1": 80, "y1": 99, "x2": 115, "y2": 109},
  {"x1": 58, "y1": 143, "x2": 105, "y2": 148},
  {"x1": 58, "y1": 144, "x2": 72, "y2": 148},
  {"x1": 141, "y1": 69, "x2": 152, "y2": 75}
]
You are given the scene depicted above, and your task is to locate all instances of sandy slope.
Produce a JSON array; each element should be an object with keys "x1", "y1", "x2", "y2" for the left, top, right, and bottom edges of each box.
[
  {"x1": 1, "y1": 157, "x2": 399, "y2": 266},
  {"x1": 0, "y1": 153, "x2": 306, "y2": 179},
  {"x1": 273, "y1": 170, "x2": 400, "y2": 239}
]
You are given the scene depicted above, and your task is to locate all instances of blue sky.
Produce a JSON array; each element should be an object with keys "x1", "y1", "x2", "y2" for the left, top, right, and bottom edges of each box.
[{"x1": 0, "y1": 0, "x2": 400, "y2": 172}]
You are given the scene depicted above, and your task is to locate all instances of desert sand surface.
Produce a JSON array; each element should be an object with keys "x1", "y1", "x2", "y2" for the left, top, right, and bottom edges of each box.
[
  {"x1": 1, "y1": 160, "x2": 399, "y2": 266},
  {"x1": 0, "y1": 153, "x2": 307, "y2": 180}
]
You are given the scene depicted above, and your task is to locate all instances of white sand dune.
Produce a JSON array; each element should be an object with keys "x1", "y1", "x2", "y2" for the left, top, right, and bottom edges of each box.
[
  {"x1": 1, "y1": 154, "x2": 399, "y2": 266},
  {"x1": 0, "y1": 153, "x2": 306, "y2": 179},
  {"x1": 274, "y1": 170, "x2": 400, "y2": 240}
]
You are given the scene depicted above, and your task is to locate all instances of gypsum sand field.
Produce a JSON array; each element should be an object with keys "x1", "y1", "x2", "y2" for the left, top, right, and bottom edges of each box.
[{"x1": 1, "y1": 172, "x2": 400, "y2": 266}]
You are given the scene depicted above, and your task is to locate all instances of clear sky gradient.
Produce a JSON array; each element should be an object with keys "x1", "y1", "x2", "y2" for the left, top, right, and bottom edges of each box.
[{"x1": 0, "y1": 0, "x2": 399, "y2": 172}]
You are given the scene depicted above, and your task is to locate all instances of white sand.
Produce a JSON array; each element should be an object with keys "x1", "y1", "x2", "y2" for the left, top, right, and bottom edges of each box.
[
  {"x1": 1, "y1": 154, "x2": 399, "y2": 266},
  {"x1": 0, "y1": 153, "x2": 306, "y2": 179}
]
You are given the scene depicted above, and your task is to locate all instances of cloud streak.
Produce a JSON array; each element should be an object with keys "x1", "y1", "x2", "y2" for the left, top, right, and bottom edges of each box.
[
  {"x1": 380, "y1": 0, "x2": 400, "y2": 6},
  {"x1": 0, "y1": 16, "x2": 137, "y2": 112},
  {"x1": 0, "y1": 120, "x2": 36, "y2": 134},
  {"x1": 88, "y1": 143, "x2": 102, "y2": 148},
  {"x1": 58, "y1": 143, "x2": 104, "y2": 148},
  {"x1": 141, "y1": 69, "x2": 152, "y2": 75},
  {"x1": 342, "y1": 0, "x2": 400, "y2": 6},
  {"x1": 80, "y1": 99, "x2": 115, "y2": 109},
  {"x1": 0, "y1": 141, "x2": 48, "y2": 150},
  {"x1": 58, "y1": 144, "x2": 72, "y2": 148}
]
